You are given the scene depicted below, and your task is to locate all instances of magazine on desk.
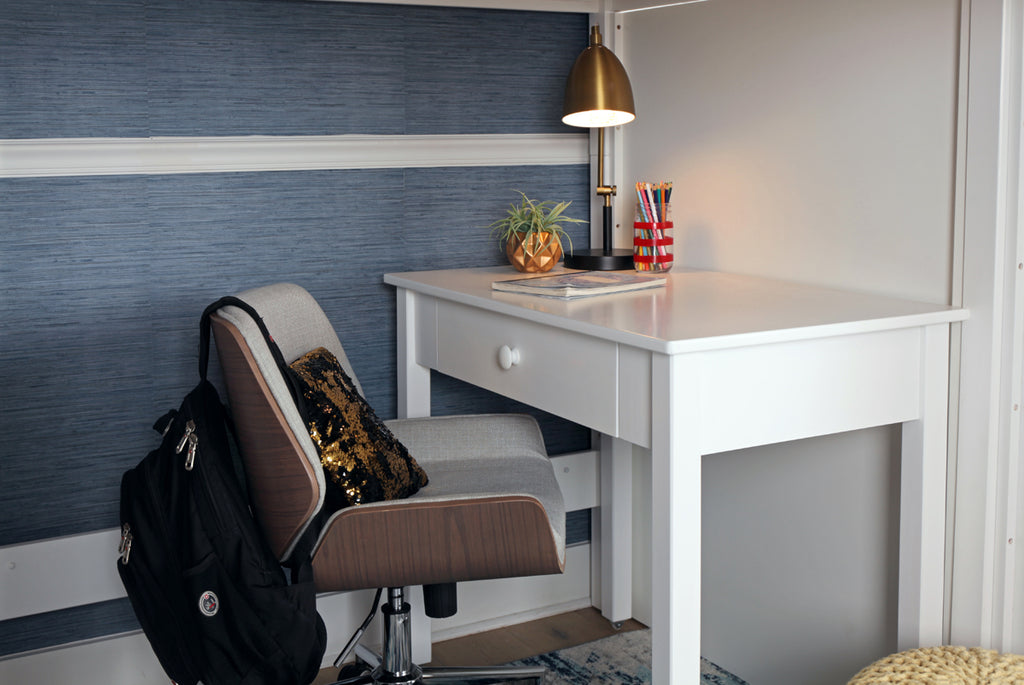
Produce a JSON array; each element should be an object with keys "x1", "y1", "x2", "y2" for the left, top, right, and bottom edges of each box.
[{"x1": 492, "y1": 271, "x2": 667, "y2": 299}]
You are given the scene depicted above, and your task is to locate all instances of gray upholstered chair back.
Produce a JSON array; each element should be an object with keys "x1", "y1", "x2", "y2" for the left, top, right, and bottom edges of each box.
[{"x1": 225, "y1": 283, "x2": 361, "y2": 392}]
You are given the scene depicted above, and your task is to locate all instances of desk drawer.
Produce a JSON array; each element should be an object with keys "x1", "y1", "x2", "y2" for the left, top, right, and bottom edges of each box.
[{"x1": 435, "y1": 301, "x2": 618, "y2": 434}]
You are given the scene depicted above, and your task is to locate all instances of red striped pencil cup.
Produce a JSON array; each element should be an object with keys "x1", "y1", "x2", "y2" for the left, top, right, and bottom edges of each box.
[{"x1": 633, "y1": 202, "x2": 673, "y2": 272}]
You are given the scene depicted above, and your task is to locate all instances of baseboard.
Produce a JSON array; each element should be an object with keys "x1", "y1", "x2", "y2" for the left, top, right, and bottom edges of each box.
[
  {"x1": 431, "y1": 597, "x2": 594, "y2": 643},
  {"x1": 0, "y1": 544, "x2": 593, "y2": 683},
  {"x1": 0, "y1": 591, "x2": 379, "y2": 684},
  {"x1": 429, "y1": 544, "x2": 593, "y2": 643},
  {"x1": 0, "y1": 630, "x2": 161, "y2": 685}
]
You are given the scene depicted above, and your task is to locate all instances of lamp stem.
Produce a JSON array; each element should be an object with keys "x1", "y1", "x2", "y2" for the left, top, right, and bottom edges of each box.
[
  {"x1": 563, "y1": 120, "x2": 633, "y2": 269},
  {"x1": 596, "y1": 127, "x2": 616, "y2": 254},
  {"x1": 603, "y1": 204, "x2": 614, "y2": 254}
]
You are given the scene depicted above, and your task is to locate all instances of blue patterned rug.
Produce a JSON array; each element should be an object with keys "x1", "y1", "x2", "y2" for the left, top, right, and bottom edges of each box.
[{"x1": 515, "y1": 629, "x2": 749, "y2": 685}]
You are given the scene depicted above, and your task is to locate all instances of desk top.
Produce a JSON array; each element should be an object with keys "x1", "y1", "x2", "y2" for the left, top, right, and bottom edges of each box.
[{"x1": 384, "y1": 267, "x2": 968, "y2": 354}]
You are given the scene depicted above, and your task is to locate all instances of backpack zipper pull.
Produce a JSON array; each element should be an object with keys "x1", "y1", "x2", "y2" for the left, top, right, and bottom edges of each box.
[
  {"x1": 175, "y1": 420, "x2": 198, "y2": 471},
  {"x1": 184, "y1": 434, "x2": 198, "y2": 471},
  {"x1": 118, "y1": 523, "x2": 133, "y2": 565}
]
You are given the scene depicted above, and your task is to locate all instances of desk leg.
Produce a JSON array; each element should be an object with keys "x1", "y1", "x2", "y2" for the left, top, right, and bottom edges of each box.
[
  {"x1": 600, "y1": 434, "x2": 633, "y2": 624},
  {"x1": 650, "y1": 353, "x2": 702, "y2": 684},
  {"x1": 898, "y1": 323, "x2": 950, "y2": 649},
  {"x1": 396, "y1": 288, "x2": 431, "y2": 419}
]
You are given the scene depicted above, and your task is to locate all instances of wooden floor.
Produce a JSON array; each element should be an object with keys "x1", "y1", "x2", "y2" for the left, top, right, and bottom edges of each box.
[{"x1": 313, "y1": 607, "x2": 645, "y2": 683}]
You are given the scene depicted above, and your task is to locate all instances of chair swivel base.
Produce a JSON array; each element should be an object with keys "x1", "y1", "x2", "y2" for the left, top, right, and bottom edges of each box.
[
  {"x1": 334, "y1": 659, "x2": 545, "y2": 685},
  {"x1": 328, "y1": 588, "x2": 545, "y2": 685}
]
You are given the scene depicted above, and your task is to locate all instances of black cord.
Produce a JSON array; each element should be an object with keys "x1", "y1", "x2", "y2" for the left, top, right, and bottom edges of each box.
[{"x1": 332, "y1": 587, "x2": 384, "y2": 668}]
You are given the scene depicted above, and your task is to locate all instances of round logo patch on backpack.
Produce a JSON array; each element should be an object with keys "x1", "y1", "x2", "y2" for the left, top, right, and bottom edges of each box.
[{"x1": 198, "y1": 590, "x2": 219, "y2": 617}]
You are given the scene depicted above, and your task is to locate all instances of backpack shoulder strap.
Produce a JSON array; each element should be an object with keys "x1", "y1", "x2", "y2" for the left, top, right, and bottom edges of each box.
[
  {"x1": 200, "y1": 297, "x2": 280, "y2": 378},
  {"x1": 199, "y1": 295, "x2": 308, "y2": 420}
]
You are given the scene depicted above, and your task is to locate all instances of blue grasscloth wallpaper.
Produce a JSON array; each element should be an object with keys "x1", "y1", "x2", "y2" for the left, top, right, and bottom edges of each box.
[
  {"x1": 0, "y1": 0, "x2": 582, "y2": 137},
  {"x1": 0, "y1": 0, "x2": 592, "y2": 654}
]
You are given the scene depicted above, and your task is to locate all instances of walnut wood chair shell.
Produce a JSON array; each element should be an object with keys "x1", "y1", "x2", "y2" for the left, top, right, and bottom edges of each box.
[{"x1": 312, "y1": 495, "x2": 564, "y2": 591}]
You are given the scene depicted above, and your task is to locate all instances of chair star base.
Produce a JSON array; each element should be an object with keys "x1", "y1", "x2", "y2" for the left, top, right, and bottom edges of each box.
[{"x1": 329, "y1": 587, "x2": 544, "y2": 685}]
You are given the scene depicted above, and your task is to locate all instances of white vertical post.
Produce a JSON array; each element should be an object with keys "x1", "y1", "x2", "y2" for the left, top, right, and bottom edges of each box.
[
  {"x1": 899, "y1": 323, "x2": 951, "y2": 649},
  {"x1": 408, "y1": 585, "x2": 430, "y2": 665},
  {"x1": 395, "y1": 288, "x2": 431, "y2": 419},
  {"x1": 393, "y1": 289, "x2": 432, "y2": 661},
  {"x1": 608, "y1": 8, "x2": 632, "y2": 249},
  {"x1": 950, "y1": 0, "x2": 1021, "y2": 650},
  {"x1": 600, "y1": 433, "x2": 634, "y2": 623},
  {"x1": 650, "y1": 352, "x2": 702, "y2": 683}
]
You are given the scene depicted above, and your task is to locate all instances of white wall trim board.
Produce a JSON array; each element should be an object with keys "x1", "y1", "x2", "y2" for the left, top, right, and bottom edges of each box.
[
  {"x1": 0, "y1": 451, "x2": 597, "y2": 624},
  {"x1": 0, "y1": 134, "x2": 588, "y2": 179},
  {"x1": 310, "y1": 0, "x2": 698, "y2": 11},
  {"x1": 997, "y1": 0, "x2": 1024, "y2": 650},
  {"x1": 0, "y1": 529, "x2": 126, "y2": 623},
  {"x1": 1013, "y1": 96, "x2": 1024, "y2": 646},
  {"x1": 614, "y1": 0, "x2": 711, "y2": 13}
]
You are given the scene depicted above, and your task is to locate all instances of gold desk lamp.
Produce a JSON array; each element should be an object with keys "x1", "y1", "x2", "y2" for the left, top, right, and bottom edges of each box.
[{"x1": 562, "y1": 24, "x2": 637, "y2": 271}]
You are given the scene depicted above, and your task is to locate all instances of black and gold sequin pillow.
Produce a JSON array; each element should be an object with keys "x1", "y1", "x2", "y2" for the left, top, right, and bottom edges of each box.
[{"x1": 288, "y1": 347, "x2": 428, "y2": 508}]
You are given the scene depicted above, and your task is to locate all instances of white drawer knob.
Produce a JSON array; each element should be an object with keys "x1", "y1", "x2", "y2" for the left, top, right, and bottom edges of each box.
[{"x1": 497, "y1": 345, "x2": 521, "y2": 370}]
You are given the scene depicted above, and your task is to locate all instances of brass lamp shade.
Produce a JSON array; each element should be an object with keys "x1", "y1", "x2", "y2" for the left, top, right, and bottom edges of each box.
[
  {"x1": 562, "y1": 25, "x2": 636, "y2": 129},
  {"x1": 561, "y1": 24, "x2": 637, "y2": 270}
]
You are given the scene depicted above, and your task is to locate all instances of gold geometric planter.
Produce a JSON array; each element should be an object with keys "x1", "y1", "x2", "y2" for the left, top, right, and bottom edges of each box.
[{"x1": 506, "y1": 231, "x2": 564, "y2": 273}]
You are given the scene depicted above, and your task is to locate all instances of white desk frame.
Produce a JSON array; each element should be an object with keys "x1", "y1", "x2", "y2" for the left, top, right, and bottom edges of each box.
[{"x1": 384, "y1": 266, "x2": 967, "y2": 684}]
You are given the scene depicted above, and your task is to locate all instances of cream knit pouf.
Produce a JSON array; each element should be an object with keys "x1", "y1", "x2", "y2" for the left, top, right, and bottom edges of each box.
[{"x1": 847, "y1": 646, "x2": 1024, "y2": 684}]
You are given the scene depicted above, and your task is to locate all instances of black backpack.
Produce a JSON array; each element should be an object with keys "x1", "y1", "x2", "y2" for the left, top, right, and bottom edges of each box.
[{"x1": 117, "y1": 298, "x2": 326, "y2": 685}]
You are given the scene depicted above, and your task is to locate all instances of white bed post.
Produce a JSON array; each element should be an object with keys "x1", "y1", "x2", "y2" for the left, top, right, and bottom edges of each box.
[{"x1": 898, "y1": 323, "x2": 952, "y2": 649}]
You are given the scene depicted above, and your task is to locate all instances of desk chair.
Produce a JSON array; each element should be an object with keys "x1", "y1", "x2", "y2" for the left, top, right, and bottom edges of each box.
[{"x1": 208, "y1": 284, "x2": 566, "y2": 685}]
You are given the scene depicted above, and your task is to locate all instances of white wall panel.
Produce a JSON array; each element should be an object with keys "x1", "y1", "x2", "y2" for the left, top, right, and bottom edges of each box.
[{"x1": 619, "y1": 0, "x2": 958, "y2": 304}]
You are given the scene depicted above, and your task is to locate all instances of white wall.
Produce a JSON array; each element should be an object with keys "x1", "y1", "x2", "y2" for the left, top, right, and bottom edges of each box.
[
  {"x1": 619, "y1": 0, "x2": 958, "y2": 301},
  {"x1": 619, "y1": 1, "x2": 960, "y2": 683}
]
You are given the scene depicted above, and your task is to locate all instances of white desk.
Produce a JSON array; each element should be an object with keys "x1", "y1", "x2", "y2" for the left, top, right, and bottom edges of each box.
[{"x1": 383, "y1": 266, "x2": 967, "y2": 684}]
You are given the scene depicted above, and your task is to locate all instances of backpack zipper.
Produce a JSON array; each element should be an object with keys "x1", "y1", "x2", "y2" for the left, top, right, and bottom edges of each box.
[
  {"x1": 176, "y1": 420, "x2": 198, "y2": 471},
  {"x1": 118, "y1": 523, "x2": 132, "y2": 565}
]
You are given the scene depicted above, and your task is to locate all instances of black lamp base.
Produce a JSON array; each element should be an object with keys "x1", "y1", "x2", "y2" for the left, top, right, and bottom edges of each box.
[{"x1": 563, "y1": 248, "x2": 635, "y2": 271}]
